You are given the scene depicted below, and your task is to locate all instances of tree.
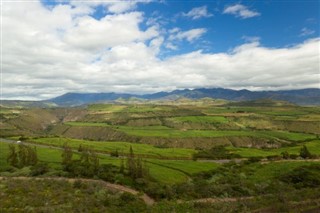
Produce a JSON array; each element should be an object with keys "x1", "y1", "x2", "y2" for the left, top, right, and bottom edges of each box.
[
  {"x1": 61, "y1": 143, "x2": 73, "y2": 165},
  {"x1": 8, "y1": 144, "x2": 38, "y2": 168},
  {"x1": 281, "y1": 151, "x2": 289, "y2": 159},
  {"x1": 18, "y1": 144, "x2": 28, "y2": 167},
  {"x1": 26, "y1": 146, "x2": 38, "y2": 165},
  {"x1": 136, "y1": 158, "x2": 143, "y2": 178},
  {"x1": 89, "y1": 150, "x2": 100, "y2": 174},
  {"x1": 127, "y1": 146, "x2": 136, "y2": 178},
  {"x1": 125, "y1": 147, "x2": 148, "y2": 179},
  {"x1": 7, "y1": 144, "x2": 18, "y2": 167},
  {"x1": 120, "y1": 158, "x2": 125, "y2": 173},
  {"x1": 300, "y1": 145, "x2": 312, "y2": 159}
]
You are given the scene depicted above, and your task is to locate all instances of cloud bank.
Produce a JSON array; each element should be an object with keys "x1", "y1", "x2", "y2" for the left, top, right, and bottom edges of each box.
[{"x1": 2, "y1": 1, "x2": 319, "y2": 100}]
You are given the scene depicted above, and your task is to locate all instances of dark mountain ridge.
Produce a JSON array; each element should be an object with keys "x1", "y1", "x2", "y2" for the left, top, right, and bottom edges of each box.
[{"x1": 47, "y1": 88, "x2": 320, "y2": 106}]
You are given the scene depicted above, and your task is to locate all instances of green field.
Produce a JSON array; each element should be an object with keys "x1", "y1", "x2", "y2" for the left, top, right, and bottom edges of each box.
[
  {"x1": 226, "y1": 140, "x2": 320, "y2": 157},
  {"x1": 31, "y1": 137, "x2": 195, "y2": 159},
  {"x1": 246, "y1": 161, "x2": 320, "y2": 183},
  {"x1": 147, "y1": 159, "x2": 219, "y2": 175},
  {"x1": 169, "y1": 116, "x2": 228, "y2": 123},
  {"x1": 0, "y1": 141, "x2": 217, "y2": 184},
  {"x1": 116, "y1": 126, "x2": 316, "y2": 141},
  {"x1": 65, "y1": 121, "x2": 111, "y2": 127}
]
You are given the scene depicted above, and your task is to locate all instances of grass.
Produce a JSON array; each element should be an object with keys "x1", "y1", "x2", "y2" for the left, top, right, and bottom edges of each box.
[
  {"x1": 64, "y1": 121, "x2": 111, "y2": 127},
  {"x1": 145, "y1": 161, "x2": 189, "y2": 184},
  {"x1": 31, "y1": 137, "x2": 196, "y2": 159},
  {"x1": 226, "y1": 140, "x2": 320, "y2": 158},
  {"x1": 170, "y1": 116, "x2": 228, "y2": 124},
  {"x1": 247, "y1": 161, "x2": 320, "y2": 183},
  {"x1": 0, "y1": 141, "x2": 66, "y2": 169},
  {"x1": 116, "y1": 126, "x2": 316, "y2": 141},
  {"x1": 125, "y1": 105, "x2": 173, "y2": 113},
  {"x1": 147, "y1": 159, "x2": 219, "y2": 175},
  {"x1": 88, "y1": 104, "x2": 128, "y2": 112}
]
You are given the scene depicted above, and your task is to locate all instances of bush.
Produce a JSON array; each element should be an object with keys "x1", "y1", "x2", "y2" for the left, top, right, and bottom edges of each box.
[
  {"x1": 280, "y1": 164, "x2": 320, "y2": 188},
  {"x1": 289, "y1": 154, "x2": 299, "y2": 159},
  {"x1": 248, "y1": 156, "x2": 263, "y2": 163},
  {"x1": 110, "y1": 150, "x2": 119, "y2": 157},
  {"x1": 300, "y1": 145, "x2": 312, "y2": 159},
  {"x1": 30, "y1": 163, "x2": 49, "y2": 176}
]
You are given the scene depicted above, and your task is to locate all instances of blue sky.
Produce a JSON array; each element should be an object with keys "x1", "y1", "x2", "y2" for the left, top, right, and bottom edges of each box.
[
  {"x1": 129, "y1": 1, "x2": 318, "y2": 54},
  {"x1": 2, "y1": 0, "x2": 320, "y2": 99},
  {"x1": 41, "y1": 0, "x2": 319, "y2": 56}
]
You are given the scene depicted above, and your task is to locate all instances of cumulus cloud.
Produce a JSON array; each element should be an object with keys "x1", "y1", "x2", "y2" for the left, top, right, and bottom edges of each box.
[
  {"x1": 70, "y1": 0, "x2": 150, "y2": 14},
  {"x1": 168, "y1": 28, "x2": 207, "y2": 42},
  {"x1": 2, "y1": 1, "x2": 319, "y2": 100},
  {"x1": 223, "y1": 4, "x2": 260, "y2": 19},
  {"x1": 182, "y1": 6, "x2": 213, "y2": 20}
]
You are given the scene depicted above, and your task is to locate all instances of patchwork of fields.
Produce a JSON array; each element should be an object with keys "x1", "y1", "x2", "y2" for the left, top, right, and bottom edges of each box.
[{"x1": 0, "y1": 100, "x2": 320, "y2": 211}]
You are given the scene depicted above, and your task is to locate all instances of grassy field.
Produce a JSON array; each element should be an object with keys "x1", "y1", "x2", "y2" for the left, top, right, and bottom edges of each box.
[
  {"x1": 88, "y1": 104, "x2": 128, "y2": 112},
  {"x1": 65, "y1": 121, "x2": 111, "y2": 127},
  {"x1": 246, "y1": 161, "x2": 320, "y2": 183},
  {"x1": 63, "y1": 121, "x2": 317, "y2": 141},
  {"x1": 147, "y1": 159, "x2": 219, "y2": 175},
  {"x1": 226, "y1": 140, "x2": 320, "y2": 157},
  {"x1": 146, "y1": 162, "x2": 189, "y2": 184},
  {"x1": 169, "y1": 116, "x2": 228, "y2": 124},
  {"x1": 31, "y1": 137, "x2": 195, "y2": 159},
  {"x1": 0, "y1": 141, "x2": 216, "y2": 184},
  {"x1": 116, "y1": 126, "x2": 316, "y2": 141},
  {"x1": 0, "y1": 141, "x2": 67, "y2": 169}
]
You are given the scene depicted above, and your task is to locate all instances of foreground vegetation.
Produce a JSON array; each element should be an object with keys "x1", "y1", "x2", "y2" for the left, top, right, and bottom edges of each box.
[{"x1": 0, "y1": 100, "x2": 319, "y2": 211}]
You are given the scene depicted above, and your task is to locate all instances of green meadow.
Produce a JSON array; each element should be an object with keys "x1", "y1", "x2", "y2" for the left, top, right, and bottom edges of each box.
[{"x1": 31, "y1": 137, "x2": 195, "y2": 159}]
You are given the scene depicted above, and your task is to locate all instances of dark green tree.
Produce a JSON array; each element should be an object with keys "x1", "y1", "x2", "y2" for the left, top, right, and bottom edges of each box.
[
  {"x1": 7, "y1": 144, "x2": 18, "y2": 167},
  {"x1": 120, "y1": 158, "x2": 125, "y2": 173},
  {"x1": 61, "y1": 143, "x2": 73, "y2": 165},
  {"x1": 281, "y1": 151, "x2": 289, "y2": 159},
  {"x1": 300, "y1": 145, "x2": 312, "y2": 159},
  {"x1": 18, "y1": 144, "x2": 28, "y2": 168},
  {"x1": 26, "y1": 146, "x2": 38, "y2": 165},
  {"x1": 89, "y1": 150, "x2": 100, "y2": 174},
  {"x1": 127, "y1": 146, "x2": 136, "y2": 178}
]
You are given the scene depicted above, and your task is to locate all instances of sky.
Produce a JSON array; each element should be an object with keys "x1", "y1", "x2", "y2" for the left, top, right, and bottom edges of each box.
[{"x1": 1, "y1": 0, "x2": 319, "y2": 100}]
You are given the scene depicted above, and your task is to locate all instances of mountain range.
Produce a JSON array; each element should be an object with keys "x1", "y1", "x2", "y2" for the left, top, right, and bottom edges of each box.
[{"x1": 46, "y1": 88, "x2": 320, "y2": 106}]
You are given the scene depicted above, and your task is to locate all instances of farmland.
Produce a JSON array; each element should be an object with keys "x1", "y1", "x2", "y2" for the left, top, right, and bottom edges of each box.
[{"x1": 0, "y1": 100, "x2": 320, "y2": 211}]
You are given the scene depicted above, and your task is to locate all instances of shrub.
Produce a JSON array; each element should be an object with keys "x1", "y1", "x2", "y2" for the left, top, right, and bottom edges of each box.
[
  {"x1": 30, "y1": 162, "x2": 49, "y2": 176},
  {"x1": 279, "y1": 164, "x2": 320, "y2": 188},
  {"x1": 300, "y1": 145, "x2": 312, "y2": 159}
]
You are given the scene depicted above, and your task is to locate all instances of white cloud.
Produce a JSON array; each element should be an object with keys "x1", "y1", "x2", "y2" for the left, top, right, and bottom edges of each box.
[
  {"x1": 165, "y1": 43, "x2": 178, "y2": 50},
  {"x1": 63, "y1": 12, "x2": 158, "y2": 51},
  {"x1": 182, "y1": 6, "x2": 213, "y2": 20},
  {"x1": 2, "y1": 1, "x2": 319, "y2": 100},
  {"x1": 70, "y1": 0, "x2": 149, "y2": 14},
  {"x1": 223, "y1": 4, "x2": 260, "y2": 19},
  {"x1": 169, "y1": 28, "x2": 207, "y2": 42},
  {"x1": 300, "y1": 27, "x2": 315, "y2": 37}
]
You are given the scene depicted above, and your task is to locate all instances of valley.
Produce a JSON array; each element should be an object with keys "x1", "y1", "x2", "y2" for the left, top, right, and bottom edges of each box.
[{"x1": 0, "y1": 99, "x2": 319, "y2": 212}]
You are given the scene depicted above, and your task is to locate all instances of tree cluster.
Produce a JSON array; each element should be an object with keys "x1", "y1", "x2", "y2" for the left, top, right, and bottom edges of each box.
[
  {"x1": 7, "y1": 144, "x2": 38, "y2": 168},
  {"x1": 62, "y1": 143, "x2": 100, "y2": 177},
  {"x1": 126, "y1": 146, "x2": 149, "y2": 179}
]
